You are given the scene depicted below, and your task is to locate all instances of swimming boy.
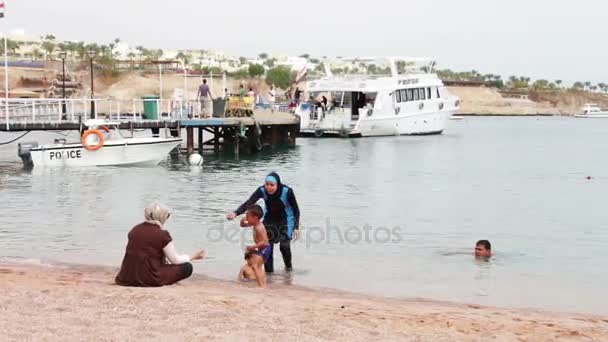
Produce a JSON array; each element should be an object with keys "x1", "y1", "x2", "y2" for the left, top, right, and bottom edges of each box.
[{"x1": 238, "y1": 205, "x2": 270, "y2": 288}]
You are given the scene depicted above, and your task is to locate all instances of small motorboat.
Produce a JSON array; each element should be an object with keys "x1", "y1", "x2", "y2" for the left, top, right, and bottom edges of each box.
[
  {"x1": 574, "y1": 104, "x2": 608, "y2": 118},
  {"x1": 17, "y1": 120, "x2": 182, "y2": 168}
]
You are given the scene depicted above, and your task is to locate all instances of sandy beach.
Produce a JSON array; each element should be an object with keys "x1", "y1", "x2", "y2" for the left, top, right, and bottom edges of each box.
[{"x1": 0, "y1": 262, "x2": 606, "y2": 342}]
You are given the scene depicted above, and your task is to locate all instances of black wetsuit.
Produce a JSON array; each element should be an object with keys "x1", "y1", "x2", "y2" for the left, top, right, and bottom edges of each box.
[{"x1": 235, "y1": 173, "x2": 300, "y2": 273}]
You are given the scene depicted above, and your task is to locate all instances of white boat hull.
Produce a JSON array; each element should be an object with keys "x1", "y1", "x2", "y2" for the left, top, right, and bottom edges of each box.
[
  {"x1": 299, "y1": 110, "x2": 455, "y2": 137},
  {"x1": 28, "y1": 138, "x2": 182, "y2": 168},
  {"x1": 357, "y1": 110, "x2": 453, "y2": 136},
  {"x1": 574, "y1": 114, "x2": 608, "y2": 118}
]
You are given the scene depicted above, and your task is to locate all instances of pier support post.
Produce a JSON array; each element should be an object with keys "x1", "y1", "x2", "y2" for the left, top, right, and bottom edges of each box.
[
  {"x1": 198, "y1": 127, "x2": 203, "y2": 154},
  {"x1": 186, "y1": 127, "x2": 194, "y2": 155},
  {"x1": 271, "y1": 125, "x2": 279, "y2": 149},
  {"x1": 234, "y1": 127, "x2": 240, "y2": 158},
  {"x1": 281, "y1": 126, "x2": 290, "y2": 145},
  {"x1": 288, "y1": 125, "x2": 297, "y2": 147},
  {"x1": 214, "y1": 127, "x2": 220, "y2": 153}
]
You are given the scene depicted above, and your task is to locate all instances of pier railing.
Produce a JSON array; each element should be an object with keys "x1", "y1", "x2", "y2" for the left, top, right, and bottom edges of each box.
[{"x1": 1, "y1": 98, "x2": 217, "y2": 129}]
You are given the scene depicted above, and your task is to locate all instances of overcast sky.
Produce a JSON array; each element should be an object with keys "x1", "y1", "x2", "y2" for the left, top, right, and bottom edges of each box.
[{"x1": 5, "y1": 0, "x2": 607, "y2": 84}]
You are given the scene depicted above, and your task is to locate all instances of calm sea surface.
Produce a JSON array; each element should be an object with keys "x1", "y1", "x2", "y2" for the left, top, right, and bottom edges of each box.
[{"x1": 1, "y1": 117, "x2": 607, "y2": 314}]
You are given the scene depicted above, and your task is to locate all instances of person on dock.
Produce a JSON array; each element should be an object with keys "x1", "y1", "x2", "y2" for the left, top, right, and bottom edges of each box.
[
  {"x1": 268, "y1": 85, "x2": 276, "y2": 112},
  {"x1": 227, "y1": 172, "x2": 300, "y2": 273},
  {"x1": 294, "y1": 86, "x2": 302, "y2": 104},
  {"x1": 197, "y1": 79, "x2": 213, "y2": 118},
  {"x1": 238, "y1": 205, "x2": 270, "y2": 287},
  {"x1": 115, "y1": 202, "x2": 206, "y2": 287},
  {"x1": 474, "y1": 240, "x2": 492, "y2": 259}
]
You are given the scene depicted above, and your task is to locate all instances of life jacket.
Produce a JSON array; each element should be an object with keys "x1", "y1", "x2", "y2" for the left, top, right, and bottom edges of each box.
[{"x1": 260, "y1": 186, "x2": 295, "y2": 238}]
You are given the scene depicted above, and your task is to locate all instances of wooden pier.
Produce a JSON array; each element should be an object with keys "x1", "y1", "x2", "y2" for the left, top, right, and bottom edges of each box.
[{"x1": 0, "y1": 110, "x2": 300, "y2": 157}]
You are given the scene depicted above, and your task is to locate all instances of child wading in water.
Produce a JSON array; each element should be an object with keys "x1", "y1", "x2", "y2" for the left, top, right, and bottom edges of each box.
[{"x1": 238, "y1": 205, "x2": 270, "y2": 288}]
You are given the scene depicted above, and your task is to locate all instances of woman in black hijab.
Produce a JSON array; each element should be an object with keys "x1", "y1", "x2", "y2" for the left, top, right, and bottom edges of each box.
[{"x1": 227, "y1": 172, "x2": 300, "y2": 273}]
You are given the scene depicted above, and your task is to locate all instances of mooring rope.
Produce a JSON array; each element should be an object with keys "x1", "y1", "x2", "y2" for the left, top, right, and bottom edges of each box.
[{"x1": 0, "y1": 131, "x2": 31, "y2": 145}]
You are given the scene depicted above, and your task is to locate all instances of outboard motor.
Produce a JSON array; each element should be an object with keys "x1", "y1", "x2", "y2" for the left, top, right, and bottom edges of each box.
[{"x1": 17, "y1": 142, "x2": 38, "y2": 169}]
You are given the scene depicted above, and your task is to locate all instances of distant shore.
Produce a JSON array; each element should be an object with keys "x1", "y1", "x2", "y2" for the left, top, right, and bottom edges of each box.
[
  {"x1": 5, "y1": 67, "x2": 608, "y2": 118},
  {"x1": 1, "y1": 262, "x2": 607, "y2": 341}
]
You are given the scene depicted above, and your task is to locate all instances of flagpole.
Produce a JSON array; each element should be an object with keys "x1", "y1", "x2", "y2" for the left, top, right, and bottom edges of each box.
[
  {"x1": 4, "y1": 33, "x2": 8, "y2": 130},
  {"x1": 3, "y1": 1, "x2": 8, "y2": 130}
]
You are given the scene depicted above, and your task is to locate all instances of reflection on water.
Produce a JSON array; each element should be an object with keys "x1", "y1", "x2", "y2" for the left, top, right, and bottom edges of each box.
[{"x1": 1, "y1": 117, "x2": 608, "y2": 314}]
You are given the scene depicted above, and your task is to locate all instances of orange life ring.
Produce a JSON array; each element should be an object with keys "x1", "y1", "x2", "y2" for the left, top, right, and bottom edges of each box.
[{"x1": 81, "y1": 129, "x2": 105, "y2": 151}]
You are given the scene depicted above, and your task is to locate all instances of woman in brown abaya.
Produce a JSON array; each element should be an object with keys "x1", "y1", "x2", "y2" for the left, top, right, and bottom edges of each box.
[{"x1": 115, "y1": 202, "x2": 205, "y2": 287}]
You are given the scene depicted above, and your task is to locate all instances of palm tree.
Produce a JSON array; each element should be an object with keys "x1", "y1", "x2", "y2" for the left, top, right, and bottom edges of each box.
[
  {"x1": 99, "y1": 44, "x2": 110, "y2": 58},
  {"x1": 176, "y1": 51, "x2": 191, "y2": 67},
  {"x1": 40, "y1": 34, "x2": 57, "y2": 60},
  {"x1": 41, "y1": 40, "x2": 56, "y2": 60},
  {"x1": 584, "y1": 81, "x2": 591, "y2": 91},
  {"x1": 127, "y1": 52, "x2": 136, "y2": 70},
  {"x1": 264, "y1": 58, "x2": 276, "y2": 68},
  {"x1": 598, "y1": 83, "x2": 607, "y2": 93},
  {"x1": 57, "y1": 42, "x2": 68, "y2": 55},
  {"x1": 258, "y1": 53, "x2": 268, "y2": 60},
  {"x1": 135, "y1": 46, "x2": 146, "y2": 63},
  {"x1": 32, "y1": 48, "x2": 41, "y2": 61},
  {"x1": 108, "y1": 42, "x2": 115, "y2": 59},
  {"x1": 75, "y1": 41, "x2": 87, "y2": 60},
  {"x1": 555, "y1": 80, "x2": 562, "y2": 89},
  {"x1": 2, "y1": 39, "x2": 21, "y2": 56},
  {"x1": 572, "y1": 82, "x2": 584, "y2": 90}
]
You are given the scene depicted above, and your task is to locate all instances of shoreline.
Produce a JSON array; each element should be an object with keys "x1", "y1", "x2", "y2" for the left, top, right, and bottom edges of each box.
[
  {"x1": 1, "y1": 261, "x2": 607, "y2": 341},
  {"x1": 456, "y1": 113, "x2": 559, "y2": 117}
]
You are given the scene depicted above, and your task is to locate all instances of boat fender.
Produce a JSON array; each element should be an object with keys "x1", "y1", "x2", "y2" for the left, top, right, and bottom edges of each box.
[
  {"x1": 188, "y1": 153, "x2": 204, "y2": 166},
  {"x1": 81, "y1": 130, "x2": 105, "y2": 151},
  {"x1": 455, "y1": 100, "x2": 460, "y2": 107},
  {"x1": 367, "y1": 109, "x2": 373, "y2": 117},
  {"x1": 418, "y1": 102, "x2": 424, "y2": 110},
  {"x1": 314, "y1": 130, "x2": 324, "y2": 138},
  {"x1": 439, "y1": 102, "x2": 444, "y2": 110}
]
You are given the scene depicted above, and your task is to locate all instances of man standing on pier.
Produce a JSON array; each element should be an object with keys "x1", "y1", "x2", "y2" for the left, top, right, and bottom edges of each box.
[{"x1": 197, "y1": 79, "x2": 213, "y2": 118}]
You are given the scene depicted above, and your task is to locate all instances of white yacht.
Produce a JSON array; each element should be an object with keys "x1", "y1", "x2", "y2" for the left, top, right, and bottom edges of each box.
[
  {"x1": 575, "y1": 104, "x2": 608, "y2": 118},
  {"x1": 17, "y1": 120, "x2": 182, "y2": 168},
  {"x1": 295, "y1": 57, "x2": 460, "y2": 137}
]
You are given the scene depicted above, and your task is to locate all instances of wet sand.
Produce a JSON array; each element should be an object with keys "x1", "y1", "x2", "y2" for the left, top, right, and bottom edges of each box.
[{"x1": 1, "y1": 262, "x2": 607, "y2": 341}]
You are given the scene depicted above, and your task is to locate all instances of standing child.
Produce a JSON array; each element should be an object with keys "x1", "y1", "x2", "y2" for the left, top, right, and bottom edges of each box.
[{"x1": 239, "y1": 205, "x2": 270, "y2": 288}]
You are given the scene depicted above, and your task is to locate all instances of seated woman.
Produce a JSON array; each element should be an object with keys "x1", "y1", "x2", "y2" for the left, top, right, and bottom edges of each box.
[{"x1": 115, "y1": 202, "x2": 205, "y2": 287}]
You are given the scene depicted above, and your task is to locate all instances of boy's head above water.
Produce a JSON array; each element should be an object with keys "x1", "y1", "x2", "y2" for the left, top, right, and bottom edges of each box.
[
  {"x1": 475, "y1": 240, "x2": 492, "y2": 258},
  {"x1": 246, "y1": 205, "x2": 264, "y2": 224}
]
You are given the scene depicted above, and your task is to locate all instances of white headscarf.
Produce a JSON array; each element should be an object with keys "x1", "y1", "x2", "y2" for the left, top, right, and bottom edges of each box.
[{"x1": 144, "y1": 202, "x2": 171, "y2": 228}]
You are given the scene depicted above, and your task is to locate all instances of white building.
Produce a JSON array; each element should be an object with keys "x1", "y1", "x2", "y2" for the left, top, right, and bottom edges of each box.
[{"x1": 275, "y1": 56, "x2": 308, "y2": 72}]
